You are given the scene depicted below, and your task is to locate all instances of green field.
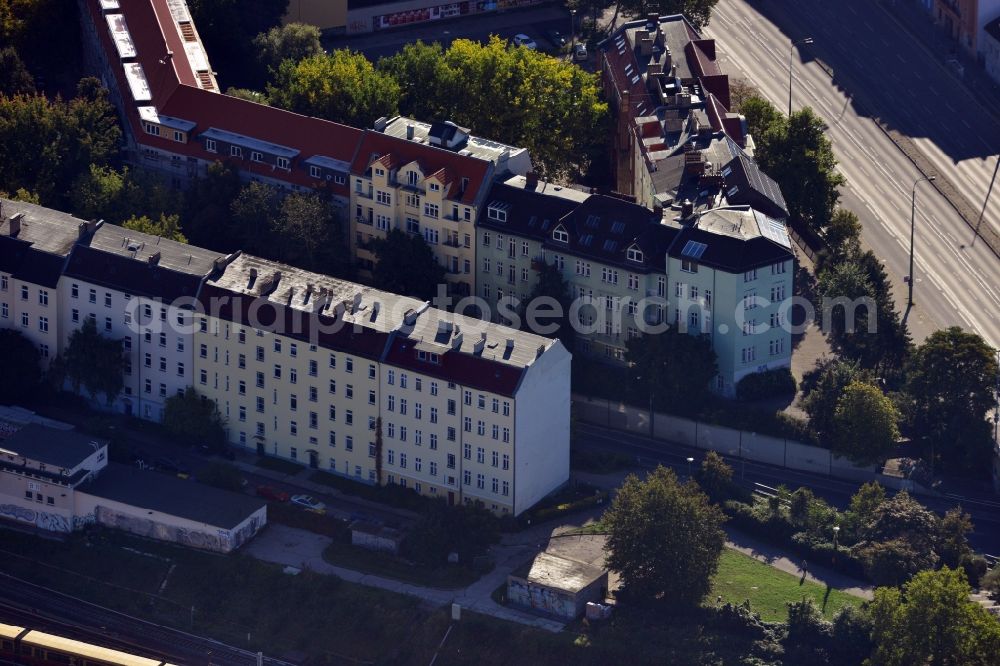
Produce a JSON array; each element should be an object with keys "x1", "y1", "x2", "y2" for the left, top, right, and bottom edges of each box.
[{"x1": 711, "y1": 548, "x2": 865, "y2": 621}]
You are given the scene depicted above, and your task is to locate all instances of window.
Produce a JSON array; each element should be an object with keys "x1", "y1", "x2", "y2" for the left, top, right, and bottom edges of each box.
[
  {"x1": 423, "y1": 203, "x2": 439, "y2": 218},
  {"x1": 345, "y1": 357, "x2": 353, "y2": 373},
  {"x1": 376, "y1": 190, "x2": 391, "y2": 205},
  {"x1": 491, "y1": 398, "x2": 499, "y2": 413},
  {"x1": 368, "y1": 364, "x2": 376, "y2": 379},
  {"x1": 38, "y1": 316, "x2": 48, "y2": 333},
  {"x1": 205, "y1": 138, "x2": 217, "y2": 153},
  {"x1": 769, "y1": 338, "x2": 786, "y2": 356},
  {"x1": 430, "y1": 407, "x2": 438, "y2": 423},
  {"x1": 772, "y1": 261, "x2": 787, "y2": 275},
  {"x1": 89, "y1": 288, "x2": 96, "y2": 304},
  {"x1": 681, "y1": 259, "x2": 698, "y2": 273},
  {"x1": 230, "y1": 145, "x2": 242, "y2": 158},
  {"x1": 0, "y1": 303, "x2": 7, "y2": 319},
  {"x1": 429, "y1": 182, "x2": 440, "y2": 191},
  {"x1": 309, "y1": 165, "x2": 321, "y2": 178},
  {"x1": 464, "y1": 471, "x2": 472, "y2": 486},
  {"x1": 476, "y1": 473, "x2": 485, "y2": 489},
  {"x1": 176, "y1": 362, "x2": 184, "y2": 376},
  {"x1": 251, "y1": 152, "x2": 262, "y2": 162},
  {"x1": 19, "y1": 285, "x2": 28, "y2": 301},
  {"x1": 277, "y1": 156, "x2": 290, "y2": 170},
  {"x1": 487, "y1": 204, "x2": 507, "y2": 222},
  {"x1": 741, "y1": 346, "x2": 756, "y2": 364},
  {"x1": 38, "y1": 290, "x2": 48, "y2": 306},
  {"x1": 627, "y1": 246, "x2": 644, "y2": 262},
  {"x1": 744, "y1": 268, "x2": 758, "y2": 282}
]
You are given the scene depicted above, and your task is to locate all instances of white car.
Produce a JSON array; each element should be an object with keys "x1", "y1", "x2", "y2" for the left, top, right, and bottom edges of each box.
[
  {"x1": 512, "y1": 34, "x2": 538, "y2": 50},
  {"x1": 290, "y1": 494, "x2": 327, "y2": 514}
]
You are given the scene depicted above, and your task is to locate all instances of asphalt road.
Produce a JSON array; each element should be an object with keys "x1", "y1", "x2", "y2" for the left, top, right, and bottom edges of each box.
[
  {"x1": 705, "y1": 0, "x2": 1000, "y2": 348},
  {"x1": 0, "y1": 573, "x2": 292, "y2": 666},
  {"x1": 575, "y1": 422, "x2": 1000, "y2": 555}
]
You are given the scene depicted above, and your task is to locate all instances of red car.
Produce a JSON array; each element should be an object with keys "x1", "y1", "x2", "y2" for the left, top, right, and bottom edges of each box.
[{"x1": 256, "y1": 485, "x2": 290, "y2": 502}]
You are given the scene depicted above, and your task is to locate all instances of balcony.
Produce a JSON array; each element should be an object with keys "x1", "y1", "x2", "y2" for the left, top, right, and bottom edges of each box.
[
  {"x1": 530, "y1": 256, "x2": 547, "y2": 271},
  {"x1": 356, "y1": 216, "x2": 373, "y2": 227},
  {"x1": 442, "y1": 237, "x2": 461, "y2": 248}
]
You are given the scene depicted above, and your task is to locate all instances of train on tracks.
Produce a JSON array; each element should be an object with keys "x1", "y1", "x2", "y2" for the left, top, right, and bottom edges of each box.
[{"x1": 0, "y1": 623, "x2": 178, "y2": 666}]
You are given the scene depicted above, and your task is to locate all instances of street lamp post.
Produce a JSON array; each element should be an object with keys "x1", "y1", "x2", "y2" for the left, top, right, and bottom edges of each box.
[
  {"x1": 570, "y1": 9, "x2": 576, "y2": 54},
  {"x1": 832, "y1": 525, "x2": 840, "y2": 563},
  {"x1": 788, "y1": 38, "x2": 814, "y2": 116},
  {"x1": 907, "y1": 175, "x2": 937, "y2": 309},
  {"x1": 686, "y1": 456, "x2": 694, "y2": 477}
]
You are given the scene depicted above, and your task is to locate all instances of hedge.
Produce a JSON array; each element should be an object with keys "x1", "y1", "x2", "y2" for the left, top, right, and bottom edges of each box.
[{"x1": 736, "y1": 368, "x2": 798, "y2": 402}]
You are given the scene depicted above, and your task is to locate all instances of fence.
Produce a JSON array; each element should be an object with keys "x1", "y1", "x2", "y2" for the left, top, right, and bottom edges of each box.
[{"x1": 573, "y1": 394, "x2": 916, "y2": 490}]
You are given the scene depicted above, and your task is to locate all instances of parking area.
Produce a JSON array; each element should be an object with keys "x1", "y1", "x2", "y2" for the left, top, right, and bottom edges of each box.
[{"x1": 322, "y1": 4, "x2": 592, "y2": 65}]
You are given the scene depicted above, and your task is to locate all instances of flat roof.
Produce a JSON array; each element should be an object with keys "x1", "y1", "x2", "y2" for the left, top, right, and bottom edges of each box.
[
  {"x1": 0, "y1": 424, "x2": 106, "y2": 469},
  {"x1": 83, "y1": 463, "x2": 266, "y2": 530},
  {"x1": 137, "y1": 106, "x2": 197, "y2": 132},
  {"x1": 512, "y1": 551, "x2": 607, "y2": 594},
  {"x1": 105, "y1": 14, "x2": 136, "y2": 59},
  {"x1": 123, "y1": 61, "x2": 151, "y2": 101},
  {"x1": 22, "y1": 630, "x2": 166, "y2": 666},
  {"x1": 382, "y1": 116, "x2": 528, "y2": 165}
]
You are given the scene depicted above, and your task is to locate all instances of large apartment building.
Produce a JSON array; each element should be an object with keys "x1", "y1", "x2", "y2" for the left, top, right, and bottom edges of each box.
[
  {"x1": 0, "y1": 200, "x2": 570, "y2": 516},
  {"x1": 477, "y1": 177, "x2": 794, "y2": 396}
]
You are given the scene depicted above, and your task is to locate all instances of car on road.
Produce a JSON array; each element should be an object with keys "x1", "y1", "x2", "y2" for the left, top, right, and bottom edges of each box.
[
  {"x1": 154, "y1": 457, "x2": 191, "y2": 479},
  {"x1": 545, "y1": 29, "x2": 566, "y2": 50},
  {"x1": 512, "y1": 34, "x2": 538, "y2": 50},
  {"x1": 573, "y1": 43, "x2": 588, "y2": 61},
  {"x1": 291, "y1": 494, "x2": 327, "y2": 514},
  {"x1": 256, "y1": 485, "x2": 290, "y2": 502}
]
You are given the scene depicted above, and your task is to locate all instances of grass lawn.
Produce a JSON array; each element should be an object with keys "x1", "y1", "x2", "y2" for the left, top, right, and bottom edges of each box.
[
  {"x1": 254, "y1": 455, "x2": 306, "y2": 475},
  {"x1": 711, "y1": 548, "x2": 864, "y2": 622},
  {"x1": 322, "y1": 540, "x2": 484, "y2": 589}
]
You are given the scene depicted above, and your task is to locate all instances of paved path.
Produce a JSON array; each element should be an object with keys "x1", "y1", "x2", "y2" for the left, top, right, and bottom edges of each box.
[{"x1": 245, "y1": 524, "x2": 568, "y2": 632}]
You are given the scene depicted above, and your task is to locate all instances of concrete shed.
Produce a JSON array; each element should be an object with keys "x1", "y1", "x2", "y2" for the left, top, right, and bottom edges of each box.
[
  {"x1": 507, "y1": 551, "x2": 608, "y2": 620},
  {"x1": 350, "y1": 521, "x2": 404, "y2": 555},
  {"x1": 76, "y1": 463, "x2": 266, "y2": 553}
]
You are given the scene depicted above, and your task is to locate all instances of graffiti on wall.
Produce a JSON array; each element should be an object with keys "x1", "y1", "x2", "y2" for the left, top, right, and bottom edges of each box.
[
  {"x1": 507, "y1": 578, "x2": 576, "y2": 619},
  {"x1": 230, "y1": 515, "x2": 262, "y2": 550},
  {"x1": 95, "y1": 506, "x2": 225, "y2": 552},
  {"x1": 0, "y1": 503, "x2": 36, "y2": 524},
  {"x1": 73, "y1": 512, "x2": 96, "y2": 530},
  {"x1": 35, "y1": 511, "x2": 71, "y2": 532},
  {"x1": 0, "y1": 504, "x2": 72, "y2": 532}
]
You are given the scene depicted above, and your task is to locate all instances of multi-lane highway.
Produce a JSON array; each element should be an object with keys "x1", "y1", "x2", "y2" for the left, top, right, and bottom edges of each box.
[{"x1": 705, "y1": 0, "x2": 1000, "y2": 348}]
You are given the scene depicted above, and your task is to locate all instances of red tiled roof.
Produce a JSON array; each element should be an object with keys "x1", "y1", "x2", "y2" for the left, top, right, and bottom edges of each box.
[{"x1": 349, "y1": 132, "x2": 491, "y2": 205}]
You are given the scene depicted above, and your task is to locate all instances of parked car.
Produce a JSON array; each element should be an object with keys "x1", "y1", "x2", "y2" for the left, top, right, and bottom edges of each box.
[
  {"x1": 573, "y1": 43, "x2": 588, "y2": 61},
  {"x1": 154, "y1": 457, "x2": 191, "y2": 479},
  {"x1": 545, "y1": 29, "x2": 566, "y2": 50},
  {"x1": 512, "y1": 34, "x2": 538, "y2": 50},
  {"x1": 256, "y1": 485, "x2": 290, "y2": 502},
  {"x1": 291, "y1": 494, "x2": 327, "y2": 514}
]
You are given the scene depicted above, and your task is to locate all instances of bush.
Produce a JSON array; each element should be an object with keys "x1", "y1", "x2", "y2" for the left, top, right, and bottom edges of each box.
[
  {"x1": 197, "y1": 462, "x2": 245, "y2": 492},
  {"x1": 736, "y1": 368, "x2": 798, "y2": 401},
  {"x1": 960, "y1": 554, "x2": 989, "y2": 588},
  {"x1": 522, "y1": 485, "x2": 609, "y2": 524},
  {"x1": 308, "y1": 470, "x2": 428, "y2": 511},
  {"x1": 982, "y1": 566, "x2": 1000, "y2": 601}
]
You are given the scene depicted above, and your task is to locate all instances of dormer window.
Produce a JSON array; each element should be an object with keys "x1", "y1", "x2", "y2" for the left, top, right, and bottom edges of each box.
[
  {"x1": 375, "y1": 168, "x2": 385, "y2": 177},
  {"x1": 552, "y1": 225, "x2": 569, "y2": 243},
  {"x1": 309, "y1": 165, "x2": 321, "y2": 178},
  {"x1": 487, "y1": 202, "x2": 508, "y2": 222},
  {"x1": 230, "y1": 145, "x2": 242, "y2": 158},
  {"x1": 173, "y1": 130, "x2": 184, "y2": 142},
  {"x1": 627, "y1": 245, "x2": 644, "y2": 263},
  {"x1": 429, "y1": 182, "x2": 440, "y2": 192},
  {"x1": 250, "y1": 151, "x2": 263, "y2": 163},
  {"x1": 205, "y1": 138, "x2": 217, "y2": 153},
  {"x1": 277, "y1": 157, "x2": 290, "y2": 170},
  {"x1": 407, "y1": 171, "x2": 418, "y2": 186},
  {"x1": 143, "y1": 122, "x2": 160, "y2": 136}
]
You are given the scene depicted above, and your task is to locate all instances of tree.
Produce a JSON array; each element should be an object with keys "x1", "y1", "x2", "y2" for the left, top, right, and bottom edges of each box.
[
  {"x1": 183, "y1": 161, "x2": 243, "y2": 249},
  {"x1": 163, "y1": 387, "x2": 226, "y2": 448},
  {"x1": 695, "y1": 451, "x2": 734, "y2": 502},
  {"x1": 198, "y1": 462, "x2": 245, "y2": 492},
  {"x1": 253, "y1": 22, "x2": 323, "y2": 76},
  {"x1": 604, "y1": 467, "x2": 726, "y2": 606},
  {"x1": 613, "y1": 0, "x2": 718, "y2": 29},
  {"x1": 905, "y1": 327, "x2": 998, "y2": 476},
  {"x1": 844, "y1": 480, "x2": 886, "y2": 539},
  {"x1": 225, "y1": 87, "x2": 269, "y2": 105},
  {"x1": 230, "y1": 181, "x2": 282, "y2": 255},
  {"x1": 0, "y1": 329, "x2": 41, "y2": 402},
  {"x1": 801, "y1": 358, "x2": 865, "y2": 444},
  {"x1": 70, "y1": 165, "x2": 183, "y2": 227},
  {"x1": 122, "y1": 213, "x2": 187, "y2": 243},
  {"x1": 187, "y1": 0, "x2": 289, "y2": 87},
  {"x1": 727, "y1": 78, "x2": 759, "y2": 113},
  {"x1": 741, "y1": 95, "x2": 786, "y2": 144},
  {"x1": 369, "y1": 228, "x2": 446, "y2": 301},
  {"x1": 267, "y1": 50, "x2": 401, "y2": 129},
  {"x1": 625, "y1": 328, "x2": 719, "y2": 413},
  {"x1": 937, "y1": 507, "x2": 974, "y2": 570},
  {"x1": 271, "y1": 191, "x2": 349, "y2": 276},
  {"x1": 63, "y1": 318, "x2": 125, "y2": 405},
  {"x1": 822, "y1": 208, "x2": 862, "y2": 266},
  {"x1": 830, "y1": 381, "x2": 900, "y2": 466},
  {"x1": 829, "y1": 605, "x2": 874, "y2": 665},
  {"x1": 377, "y1": 36, "x2": 608, "y2": 178},
  {"x1": 868, "y1": 567, "x2": 1000, "y2": 666},
  {"x1": 754, "y1": 106, "x2": 843, "y2": 232},
  {"x1": 784, "y1": 598, "x2": 832, "y2": 662},
  {"x1": 855, "y1": 491, "x2": 940, "y2": 585},
  {"x1": 521, "y1": 261, "x2": 574, "y2": 353},
  {"x1": 0, "y1": 46, "x2": 33, "y2": 95}
]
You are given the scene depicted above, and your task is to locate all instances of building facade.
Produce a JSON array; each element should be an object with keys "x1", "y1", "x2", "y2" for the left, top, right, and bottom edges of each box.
[
  {"x1": 984, "y1": 17, "x2": 1000, "y2": 81},
  {"x1": 933, "y1": 0, "x2": 1000, "y2": 57}
]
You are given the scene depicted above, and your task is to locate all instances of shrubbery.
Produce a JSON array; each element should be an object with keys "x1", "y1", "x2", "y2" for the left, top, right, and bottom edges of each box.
[{"x1": 736, "y1": 368, "x2": 797, "y2": 401}]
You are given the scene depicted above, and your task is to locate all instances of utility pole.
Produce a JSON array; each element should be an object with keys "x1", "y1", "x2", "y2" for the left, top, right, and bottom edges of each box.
[{"x1": 788, "y1": 38, "x2": 814, "y2": 116}]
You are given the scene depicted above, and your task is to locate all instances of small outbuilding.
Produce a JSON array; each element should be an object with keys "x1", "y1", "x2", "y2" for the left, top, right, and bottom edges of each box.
[
  {"x1": 350, "y1": 521, "x2": 404, "y2": 555},
  {"x1": 507, "y1": 551, "x2": 608, "y2": 620}
]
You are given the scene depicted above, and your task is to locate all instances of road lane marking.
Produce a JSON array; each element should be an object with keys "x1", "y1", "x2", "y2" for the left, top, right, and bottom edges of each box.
[{"x1": 897, "y1": 53, "x2": 906, "y2": 64}]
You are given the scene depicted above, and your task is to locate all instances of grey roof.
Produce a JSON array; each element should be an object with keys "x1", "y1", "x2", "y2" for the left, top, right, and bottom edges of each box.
[
  {"x1": 512, "y1": 551, "x2": 607, "y2": 593},
  {"x1": 722, "y1": 151, "x2": 788, "y2": 218},
  {"x1": 667, "y1": 206, "x2": 794, "y2": 272},
  {"x1": 987, "y1": 17, "x2": 1000, "y2": 42},
  {"x1": 382, "y1": 116, "x2": 531, "y2": 171},
  {"x1": 0, "y1": 199, "x2": 84, "y2": 256},
  {"x1": 0, "y1": 424, "x2": 107, "y2": 469},
  {"x1": 199, "y1": 128, "x2": 300, "y2": 159},
  {"x1": 86, "y1": 223, "x2": 223, "y2": 275},
  {"x1": 83, "y1": 463, "x2": 266, "y2": 530}
]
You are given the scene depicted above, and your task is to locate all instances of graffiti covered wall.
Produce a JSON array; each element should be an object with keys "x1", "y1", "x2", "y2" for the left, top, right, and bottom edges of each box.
[
  {"x1": 94, "y1": 505, "x2": 226, "y2": 552},
  {"x1": 507, "y1": 577, "x2": 578, "y2": 619},
  {"x1": 0, "y1": 503, "x2": 72, "y2": 533}
]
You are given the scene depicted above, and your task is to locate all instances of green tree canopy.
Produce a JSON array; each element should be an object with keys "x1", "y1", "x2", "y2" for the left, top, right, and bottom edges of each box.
[
  {"x1": 801, "y1": 358, "x2": 866, "y2": 444},
  {"x1": 521, "y1": 260, "x2": 574, "y2": 353},
  {"x1": 267, "y1": 50, "x2": 401, "y2": 128},
  {"x1": 822, "y1": 208, "x2": 862, "y2": 266},
  {"x1": 0, "y1": 329, "x2": 41, "y2": 403},
  {"x1": 694, "y1": 451, "x2": 735, "y2": 502},
  {"x1": 612, "y1": 0, "x2": 718, "y2": 29},
  {"x1": 369, "y1": 228, "x2": 445, "y2": 301},
  {"x1": 625, "y1": 328, "x2": 719, "y2": 413},
  {"x1": 271, "y1": 191, "x2": 349, "y2": 276},
  {"x1": 63, "y1": 318, "x2": 125, "y2": 405},
  {"x1": 830, "y1": 381, "x2": 900, "y2": 466},
  {"x1": 377, "y1": 36, "x2": 608, "y2": 178},
  {"x1": 122, "y1": 213, "x2": 187, "y2": 243},
  {"x1": 0, "y1": 46, "x2": 33, "y2": 96},
  {"x1": 188, "y1": 0, "x2": 289, "y2": 87},
  {"x1": 183, "y1": 161, "x2": 243, "y2": 250},
  {"x1": 905, "y1": 327, "x2": 998, "y2": 476},
  {"x1": 869, "y1": 567, "x2": 1000, "y2": 666},
  {"x1": 603, "y1": 466, "x2": 726, "y2": 606},
  {"x1": 253, "y1": 22, "x2": 323, "y2": 76},
  {"x1": 163, "y1": 387, "x2": 226, "y2": 449},
  {"x1": 225, "y1": 87, "x2": 269, "y2": 105}
]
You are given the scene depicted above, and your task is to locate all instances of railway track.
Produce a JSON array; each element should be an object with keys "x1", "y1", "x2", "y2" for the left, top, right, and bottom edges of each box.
[{"x1": 0, "y1": 572, "x2": 293, "y2": 666}]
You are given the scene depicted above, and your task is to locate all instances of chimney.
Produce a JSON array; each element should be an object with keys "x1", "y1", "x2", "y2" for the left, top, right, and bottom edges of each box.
[
  {"x1": 406, "y1": 124, "x2": 415, "y2": 140},
  {"x1": 261, "y1": 271, "x2": 282, "y2": 296},
  {"x1": 646, "y1": 12, "x2": 658, "y2": 28},
  {"x1": 451, "y1": 332, "x2": 463, "y2": 350},
  {"x1": 403, "y1": 308, "x2": 418, "y2": 326},
  {"x1": 373, "y1": 116, "x2": 388, "y2": 132},
  {"x1": 635, "y1": 29, "x2": 648, "y2": 55},
  {"x1": 647, "y1": 61, "x2": 663, "y2": 77},
  {"x1": 352, "y1": 292, "x2": 362, "y2": 312},
  {"x1": 681, "y1": 199, "x2": 694, "y2": 218},
  {"x1": 473, "y1": 333, "x2": 487, "y2": 355},
  {"x1": 525, "y1": 170, "x2": 539, "y2": 189},
  {"x1": 8, "y1": 212, "x2": 24, "y2": 237},
  {"x1": 536, "y1": 344, "x2": 546, "y2": 359},
  {"x1": 505, "y1": 337, "x2": 514, "y2": 352},
  {"x1": 147, "y1": 251, "x2": 161, "y2": 266}
]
